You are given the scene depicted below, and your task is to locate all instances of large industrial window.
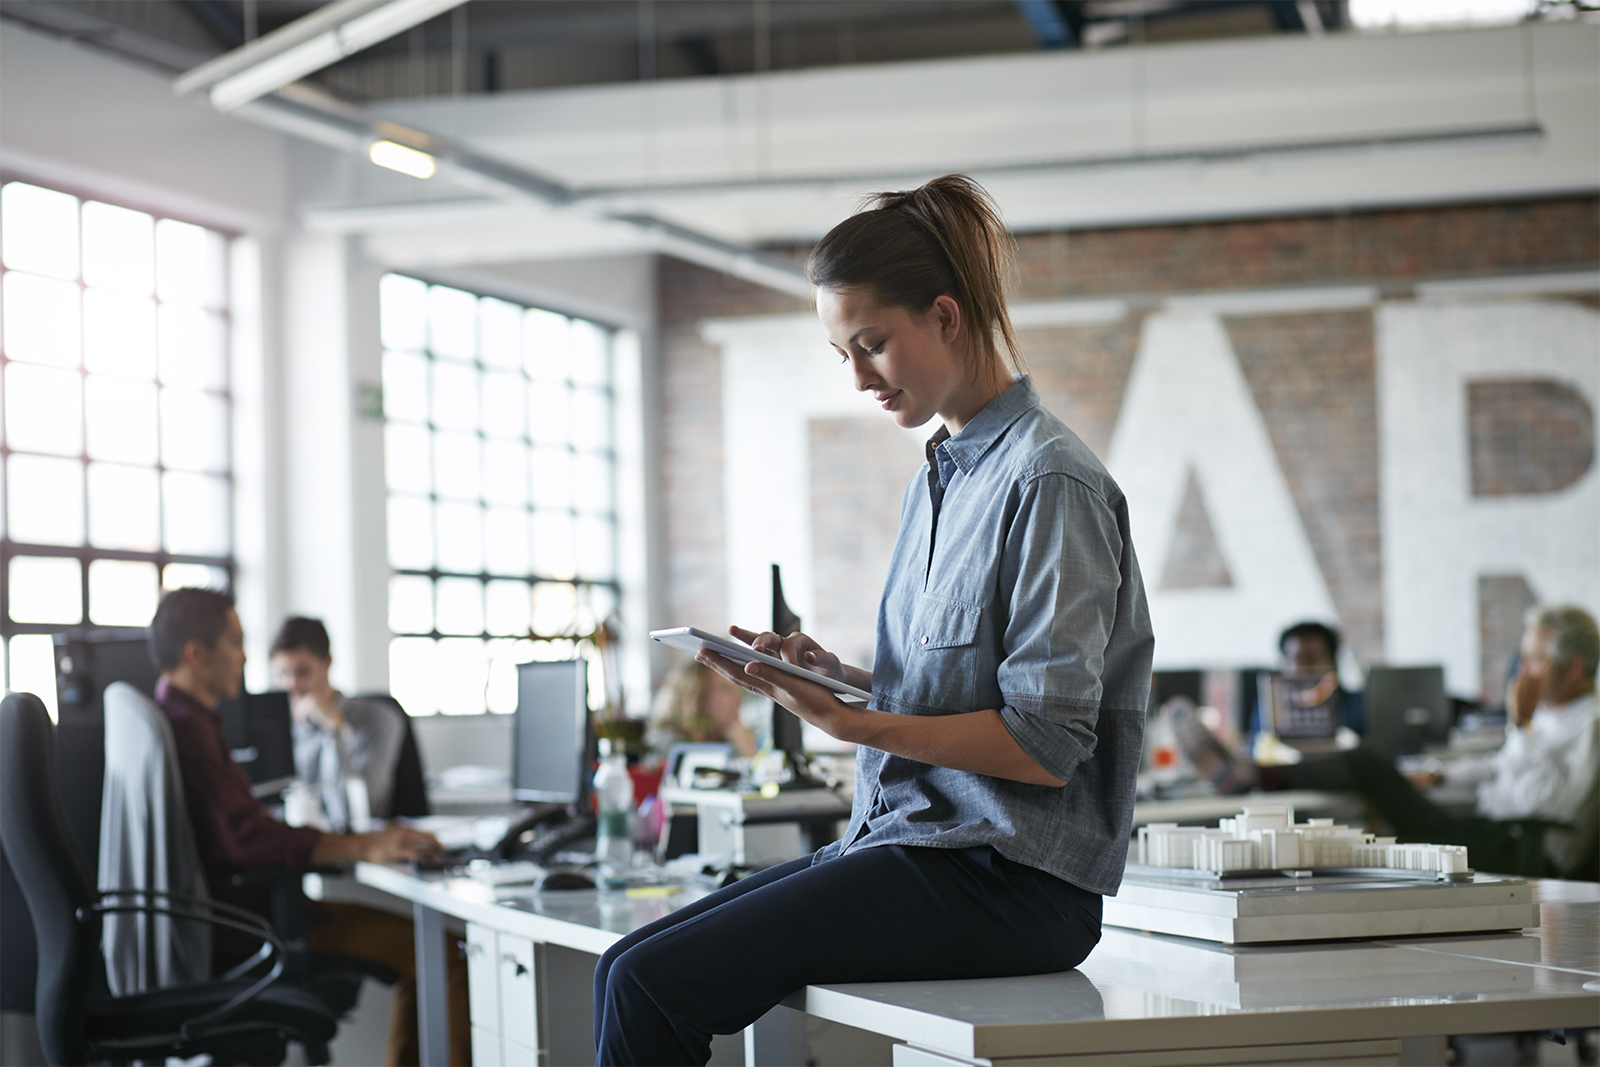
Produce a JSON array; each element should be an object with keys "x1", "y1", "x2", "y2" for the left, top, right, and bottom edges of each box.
[
  {"x1": 380, "y1": 274, "x2": 617, "y2": 716},
  {"x1": 0, "y1": 180, "x2": 234, "y2": 717}
]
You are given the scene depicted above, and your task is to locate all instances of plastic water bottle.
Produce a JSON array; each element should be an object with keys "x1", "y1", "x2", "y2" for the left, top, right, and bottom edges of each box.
[{"x1": 593, "y1": 739, "x2": 634, "y2": 877}]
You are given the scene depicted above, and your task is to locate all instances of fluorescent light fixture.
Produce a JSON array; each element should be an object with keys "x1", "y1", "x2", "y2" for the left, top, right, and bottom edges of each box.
[
  {"x1": 369, "y1": 140, "x2": 437, "y2": 179},
  {"x1": 202, "y1": 0, "x2": 467, "y2": 112}
]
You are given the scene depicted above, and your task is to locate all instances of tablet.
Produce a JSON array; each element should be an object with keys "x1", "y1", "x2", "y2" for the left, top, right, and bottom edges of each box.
[{"x1": 649, "y1": 627, "x2": 872, "y2": 706}]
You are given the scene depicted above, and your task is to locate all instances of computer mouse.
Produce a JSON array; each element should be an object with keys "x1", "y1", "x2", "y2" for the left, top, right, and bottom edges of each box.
[{"x1": 538, "y1": 868, "x2": 597, "y2": 891}]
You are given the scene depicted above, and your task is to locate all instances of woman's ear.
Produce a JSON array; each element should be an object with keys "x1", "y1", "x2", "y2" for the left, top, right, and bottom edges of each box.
[{"x1": 930, "y1": 294, "x2": 962, "y2": 344}]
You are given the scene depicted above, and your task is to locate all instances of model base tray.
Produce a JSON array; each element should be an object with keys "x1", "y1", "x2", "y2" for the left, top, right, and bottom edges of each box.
[{"x1": 1106, "y1": 870, "x2": 1537, "y2": 944}]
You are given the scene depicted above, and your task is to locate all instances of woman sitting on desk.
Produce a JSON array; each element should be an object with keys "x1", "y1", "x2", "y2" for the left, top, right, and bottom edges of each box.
[{"x1": 593, "y1": 175, "x2": 1154, "y2": 1065}]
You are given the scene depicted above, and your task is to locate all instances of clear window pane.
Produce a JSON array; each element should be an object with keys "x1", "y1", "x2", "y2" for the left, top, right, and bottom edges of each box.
[
  {"x1": 385, "y1": 423, "x2": 432, "y2": 495},
  {"x1": 84, "y1": 289, "x2": 157, "y2": 379},
  {"x1": 5, "y1": 363, "x2": 82, "y2": 456},
  {"x1": 387, "y1": 496, "x2": 434, "y2": 570},
  {"x1": 435, "y1": 576, "x2": 485, "y2": 636},
  {"x1": 89, "y1": 463, "x2": 161, "y2": 550},
  {"x1": 389, "y1": 636, "x2": 437, "y2": 716},
  {"x1": 479, "y1": 298, "x2": 522, "y2": 370},
  {"x1": 434, "y1": 502, "x2": 483, "y2": 574},
  {"x1": 480, "y1": 371, "x2": 526, "y2": 439},
  {"x1": 531, "y1": 511, "x2": 575, "y2": 580},
  {"x1": 7, "y1": 634, "x2": 62, "y2": 720},
  {"x1": 528, "y1": 384, "x2": 571, "y2": 446},
  {"x1": 484, "y1": 507, "x2": 529, "y2": 576},
  {"x1": 575, "y1": 516, "x2": 615, "y2": 581},
  {"x1": 571, "y1": 453, "x2": 612, "y2": 514},
  {"x1": 158, "y1": 305, "x2": 227, "y2": 390},
  {"x1": 160, "y1": 388, "x2": 229, "y2": 472},
  {"x1": 531, "y1": 581, "x2": 577, "y2": 636},
  {"x1": 523, "y1": 309, "x2": 570, "y2": 383},
  {"x1": 485, "y1": 579, "x2": 532, "y2": 636},
  {"x1": 570, "y1": 320, "x2": 610, "y2": 387},
  {"x1": 86, "y1": 376, "x2": 159, "y2": 465},
  {"x1": 436, "y1": 637, "x2": 488, "y2": 714},
  {"x1": 382, "y1": 351, "x2": 429, "y2": 423},
  {"x1": 2, "y1": 182, "x2": 79, "y2": 281},
  {"x1": 579, "y1": 584, "x2": 618, "y2": 631},
  {"x1": 570, "y1": 388, "x2": 610, "y2": 451},
  {"x1": 381, "y1": 275, "x2": 429, "y2": 351},
  {"x1": 389, "y1": 574, "x2": 434, "y2": 634},
  {"x1": 82, "y1": 201, "x2": 155, "y2": 296},
  {"x1": 7, "y1": 454, "x2": 84, "y2": 546},
  {"x1": 155, "y1": 218, "x2": 225, "y2": 308},
  {"x1": 530, "y1": 448, "x2": 572, "y2": 510},
  {"x1": 163, "y1": 471, "x2": 230, "y2": 556},
  {"x1": 3, "y1": 272, "x2": 82, "y2": 368},
  {"x1": 485, "y1": 639, "x2": 523, "y2": 714},
  {"x1": 433, "y1": 431, "x2": 481, "y2": 502},
  {"x1": 8, "y1": 556, "x2": 83, "y2": 625},
  {"x1": 163, "y1": 562, "x2": 227, "y2": 590},
  {"x1": 427, "y1": 285, "x2": 478, "y2": 362},
  {"x1": 431, "y1": 361, "x2": 479, "y2": 431},
  {"x1": 88, "y1": 559, "x2": 160, "y2": 626},
  {"x1": 482, "y1": 441, "x2": 528, "y2": 507}
]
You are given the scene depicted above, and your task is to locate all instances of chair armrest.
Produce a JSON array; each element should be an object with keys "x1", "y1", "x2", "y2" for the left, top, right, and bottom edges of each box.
[{"x1": 84, "y1": 895, "x2": 287, "y2": 1037}]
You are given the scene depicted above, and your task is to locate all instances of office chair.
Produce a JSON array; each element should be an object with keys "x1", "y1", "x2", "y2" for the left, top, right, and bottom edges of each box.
[
  {"x1": 0, "y1": 692, "x2": 338, "y2": 1065},
  {"x1": 1498, "y1": 771, "x2": 1600, "y2": 882},
  {"x1": 353, "y1": 692, "x2": 431, "y2": 818}
]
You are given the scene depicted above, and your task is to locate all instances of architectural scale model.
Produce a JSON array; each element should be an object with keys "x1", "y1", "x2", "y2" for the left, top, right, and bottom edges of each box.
[{"x1": 1135, "y1": 802, "x2": 1470, "y2": 874}]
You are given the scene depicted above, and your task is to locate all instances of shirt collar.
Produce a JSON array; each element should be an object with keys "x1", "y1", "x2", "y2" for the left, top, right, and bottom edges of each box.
[
  {"x1": 928, "y1": 375, "x2": 1039, "y2": 476},
  {"x1": 155, "y1": 676, "x2": 218, "y2": 719}
]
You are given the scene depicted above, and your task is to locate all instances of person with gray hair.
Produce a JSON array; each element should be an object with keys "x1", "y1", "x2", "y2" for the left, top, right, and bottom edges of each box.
[{"x1": 1477, "y1": 604, "x2": 1599, "y2": 822}]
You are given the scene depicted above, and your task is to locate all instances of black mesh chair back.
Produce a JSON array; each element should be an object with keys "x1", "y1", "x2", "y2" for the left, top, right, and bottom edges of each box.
[
  {"x1": 354, "y1": 693, "x2": 430, "y2": 818},
  {"x1": 0, "y1": 692, "x2": 100, "y2": 1065}
]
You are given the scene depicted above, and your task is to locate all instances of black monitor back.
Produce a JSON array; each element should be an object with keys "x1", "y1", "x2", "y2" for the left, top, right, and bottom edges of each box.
[
  {"x1": 217, "y1": 691, "x2": 296, "y2": 793},
  {"x1": 1365, "y1": 666, "x2": 1450, "y2": 758}
]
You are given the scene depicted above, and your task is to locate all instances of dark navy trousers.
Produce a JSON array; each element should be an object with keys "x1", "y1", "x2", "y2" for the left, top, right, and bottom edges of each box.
[{"x1": 593, "y1": 844, "x2": 1103, "y2": 1065}]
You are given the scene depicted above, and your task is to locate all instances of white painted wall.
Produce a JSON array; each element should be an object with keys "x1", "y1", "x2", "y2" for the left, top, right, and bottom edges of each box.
[{"x1": 1379, "y1": 300, "x2": 1600, "y2": 694}]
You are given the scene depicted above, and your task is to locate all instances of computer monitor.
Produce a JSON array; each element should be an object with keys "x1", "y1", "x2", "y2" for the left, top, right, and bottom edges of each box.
[
  {"x1": 512, "y1": 659, "x2": 591, "y2": 806},
  {"x1": 770, "y1": 565, "x2": 807, "y2": 763},
  {"x1": 217, "y1": 691, "x2": 296, "y2": 796},
  {"x1": 1259, "y1": 671, "x2": 1341, "y2": 741},
  {"x1": 1365, "y1": 666, "x2": 1449, "y2": 758}
]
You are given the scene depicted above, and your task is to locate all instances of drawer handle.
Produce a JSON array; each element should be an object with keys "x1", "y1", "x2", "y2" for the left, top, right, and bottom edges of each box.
[{"x1": 501, "y1": 954, "x2": 529, "y2": 978}]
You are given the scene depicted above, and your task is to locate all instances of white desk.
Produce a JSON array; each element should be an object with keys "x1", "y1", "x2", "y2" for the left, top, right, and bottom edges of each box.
[
  {"x1": 353, "y1": 863, "x2": 1597, "y2": 1067},
  {"x1": 659, "y1": 785, "x2": 853, "y2": 866}
]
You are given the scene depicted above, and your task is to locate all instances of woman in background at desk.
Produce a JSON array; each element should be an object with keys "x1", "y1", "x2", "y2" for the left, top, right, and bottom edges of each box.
[
  {"x1": 647, "y1": 660, "x2": 759, "y2": 759},
  {"x1": 593, "y1": 175, "x2": 1154, "y2": 1065}
]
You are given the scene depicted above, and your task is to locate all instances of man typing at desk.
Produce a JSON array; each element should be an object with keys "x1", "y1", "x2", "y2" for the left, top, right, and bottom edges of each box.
[
  {"x1": 151, "y1": 588, "x2": 469, "y2": 1066},
  {"x1": 1178, "y1": 605, "x2": 1598, "y2": 876}
]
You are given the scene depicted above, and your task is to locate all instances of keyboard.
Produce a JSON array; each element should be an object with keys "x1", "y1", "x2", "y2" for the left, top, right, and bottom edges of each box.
[{"x1": 464, "y1": 861, "x2": 545, "y2": 887}]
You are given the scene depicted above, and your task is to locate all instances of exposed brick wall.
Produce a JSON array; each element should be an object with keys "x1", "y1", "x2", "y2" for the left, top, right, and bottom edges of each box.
[
  {"x1": 657, "y1": 260, "x2": 807, "y2": 632},
  {"x1": 1468, "y1": 379, "x2": 1597, "y2": 496},
  {"x1": 1227, "y1": 310, "x2": 1382, "y2": 667},
  {"x1": 810, "y1": 417, "x2": 926, "y2": 670},
  {"x1": 1012, "y1": 197, "x2": 1599, "y2": 299},
  {"x1": 657, "y1": 196, "x2": 1599, "y2": 685}
]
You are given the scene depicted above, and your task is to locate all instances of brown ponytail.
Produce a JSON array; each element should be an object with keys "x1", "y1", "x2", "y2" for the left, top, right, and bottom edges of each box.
[{"x1": 807, "y1": 174, "x2": 1022, "y2": 377}]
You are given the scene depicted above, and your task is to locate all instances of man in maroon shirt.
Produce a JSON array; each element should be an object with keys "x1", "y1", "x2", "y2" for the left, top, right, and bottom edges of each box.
[{"x1": 150, "y1": 588, "x2": 467, "y2": 1065}]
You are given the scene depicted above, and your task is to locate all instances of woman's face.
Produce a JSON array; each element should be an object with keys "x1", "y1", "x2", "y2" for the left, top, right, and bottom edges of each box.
[{"x1": 816, "y1": 285, "x2": 971, "y2": 431}]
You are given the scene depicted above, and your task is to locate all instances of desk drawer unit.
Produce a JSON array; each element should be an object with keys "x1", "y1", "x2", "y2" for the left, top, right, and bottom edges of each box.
[
  {"x1": 466, "y1": 922, "x2": 501, "y2": 1035},
  {"x1": 499, "y1": 933, "x2": 540, "y2": 1055}
]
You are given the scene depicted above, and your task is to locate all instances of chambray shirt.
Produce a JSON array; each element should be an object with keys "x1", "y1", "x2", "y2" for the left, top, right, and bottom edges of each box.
[{"x1": 813, "y1": 376, "x2": 1153, "y2": 896}]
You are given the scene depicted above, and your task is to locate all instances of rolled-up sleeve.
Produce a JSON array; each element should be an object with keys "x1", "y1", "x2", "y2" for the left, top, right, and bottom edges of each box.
[{"x1": 995, "y1": 472, "x2": 1122, "y2": 783}]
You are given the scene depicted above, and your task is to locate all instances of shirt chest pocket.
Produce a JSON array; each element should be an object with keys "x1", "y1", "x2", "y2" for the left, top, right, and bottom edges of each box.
[{"x1": 905, "y1": 593, "x2": 983, "y2": 710}]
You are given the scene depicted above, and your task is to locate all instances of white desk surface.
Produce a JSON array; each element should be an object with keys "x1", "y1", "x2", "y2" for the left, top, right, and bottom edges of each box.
[
  {"x1": 658, "y1": 784, "x2": 854, "y2": 821},
  {"x1": 356, "y1": 864, "x2": 1598, "y2": 1062},
  {"x1": 355, "y1": 861, "x2": 718, "y2": 955},
  {"x1": 803, "y1": 880, "x2": 1600, "y2": 1062}
]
